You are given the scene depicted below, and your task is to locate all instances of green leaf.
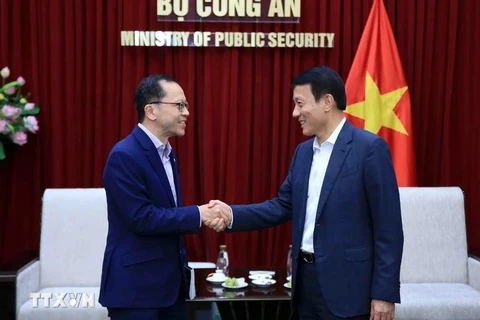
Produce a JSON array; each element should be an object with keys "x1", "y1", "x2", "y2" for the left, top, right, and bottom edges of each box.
[
  {"x1": 21, "y1": 107, "x2": 40, "y2": 115},
  {"x1": 0, "y1": 141, "x2": 5, "y2": 160}
]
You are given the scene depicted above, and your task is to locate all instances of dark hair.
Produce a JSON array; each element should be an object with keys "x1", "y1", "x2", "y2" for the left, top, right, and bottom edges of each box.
[
  {"x1": 291, "y1": 66, "x2": 347, "y2": 110},
  {"x1": 134, "y1": 74, "x2": 177, "y2": 122}
]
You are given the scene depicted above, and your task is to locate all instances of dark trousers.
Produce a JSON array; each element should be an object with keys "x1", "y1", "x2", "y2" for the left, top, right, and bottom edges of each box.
[
  {"x1": 108, "y1": 284, "x2": 186, "y2": 320},
  {"x1": 295, "y1": 259, "x2": 370, "y2": 320}
]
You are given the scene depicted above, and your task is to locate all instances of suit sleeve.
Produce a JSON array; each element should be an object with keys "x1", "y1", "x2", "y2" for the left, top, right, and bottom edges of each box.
[
  {"x1": 103, "y1": 150, "x2": 201, "y2": 236},
  {"x1": 364, "y1": 137, "x2": 404, "y2": 303},
  {"x1": 228, "y1": 146, "x2": 298, "y2": 231}
]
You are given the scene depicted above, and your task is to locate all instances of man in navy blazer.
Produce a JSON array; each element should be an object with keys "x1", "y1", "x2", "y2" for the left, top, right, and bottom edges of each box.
[
  {"x1": 209, "y1": 66, "x2": 404, "y2": 319},
  {"x1": 99, "y1": 75, "x2": 230, "y2": 320}
]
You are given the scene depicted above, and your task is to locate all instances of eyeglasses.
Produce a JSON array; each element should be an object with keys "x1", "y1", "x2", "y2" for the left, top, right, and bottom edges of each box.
[{"x1": 149, "y1": 100, "x2": 189, "y2": 112}]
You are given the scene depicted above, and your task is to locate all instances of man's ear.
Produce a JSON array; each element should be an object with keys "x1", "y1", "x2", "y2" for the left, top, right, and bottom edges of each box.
[
  {"x1": 323, "y1": 94, "x2": 335, "y2": 112},
  {"x1": 144, "y1": 104, "x2": 156, "y2": 121}
]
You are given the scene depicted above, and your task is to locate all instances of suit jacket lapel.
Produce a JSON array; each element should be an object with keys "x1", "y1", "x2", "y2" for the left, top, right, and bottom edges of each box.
[
  {"x1": 315, "y1": 121, "x2": 353, "y2": 221},
  {"x1": 133, "y1": 126, "x2": 176, "y2": 207},
  {"x1": 170, "y1": 151, "x2": 183, "y2": 207},
  {"x1": 146, "y1": 148, "x2": 176, "y2": 207},
  {"x1": 298, "y1": 141, "x2": 314, "y2": 231}
]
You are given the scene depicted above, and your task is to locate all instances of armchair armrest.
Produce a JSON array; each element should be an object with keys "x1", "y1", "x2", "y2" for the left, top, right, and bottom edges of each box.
[
  {"x1": 467, "y1": 255, "x2": 480, "y2": 291},
  {"x1": 16, "y1": 259, "x2": 40, "y2": 316}
]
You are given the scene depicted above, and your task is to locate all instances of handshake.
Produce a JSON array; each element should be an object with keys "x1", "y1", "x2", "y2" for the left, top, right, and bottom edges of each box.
[{"x1": 199, "y1": 200, "x2": 231, "y2": 232}]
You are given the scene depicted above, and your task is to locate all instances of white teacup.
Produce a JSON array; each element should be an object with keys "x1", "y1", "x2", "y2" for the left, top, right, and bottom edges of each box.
[{"x1": 207, "y1": 269, "x2": 227, "y2": 281}]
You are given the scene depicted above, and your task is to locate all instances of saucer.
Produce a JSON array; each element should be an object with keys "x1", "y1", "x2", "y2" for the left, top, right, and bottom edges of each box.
[
  {"x1": 207, "y1": 277, "x2": 226, "y2": 284},
  {"x1": 284, "y1": 282, "x2": 292, "y2": 289},
  {"x1": 252, "y1": 279, "x2": 276, "y2": 287},
  {"x1": 222, "y1": 282, "x2": 248, "y2": 289},
  {"x1": 249, "y1": 274, "x2": 272, "y2": 280}
]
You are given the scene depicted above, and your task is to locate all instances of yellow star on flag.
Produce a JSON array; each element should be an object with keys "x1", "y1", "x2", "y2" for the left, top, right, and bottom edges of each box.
[
  {"x1": 344, "y1": 0, "x2": 417, "y2": 186},
  {"x1": 345, "y1": 72, "x2": 408, "y2": 135}
]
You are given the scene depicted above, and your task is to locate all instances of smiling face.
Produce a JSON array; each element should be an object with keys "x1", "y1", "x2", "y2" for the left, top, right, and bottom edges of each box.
[
  {"x1": 292, "y1": 84, "x2": 335, "y2": 137},
  {"x1": 144, "y1": 80, "x2": 190, "y2": 143}
]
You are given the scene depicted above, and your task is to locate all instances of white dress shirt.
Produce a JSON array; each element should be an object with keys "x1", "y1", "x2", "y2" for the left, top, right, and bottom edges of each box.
[{"x1": 301, "y1": 117, "x2": 346, "y2": 253}]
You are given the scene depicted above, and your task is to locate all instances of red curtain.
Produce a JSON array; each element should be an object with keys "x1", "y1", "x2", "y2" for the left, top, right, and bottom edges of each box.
[{"x1": 1, "y1": 0, "x2": 479, "y2": 268}]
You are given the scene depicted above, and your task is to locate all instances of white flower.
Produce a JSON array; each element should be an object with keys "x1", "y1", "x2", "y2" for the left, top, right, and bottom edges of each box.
[
  {"x1": 0, "y1": 67, "x2": 10, "y2": 79},
  {"x1": 24, "y1": 116, "x2": 39, "y2": 133}
]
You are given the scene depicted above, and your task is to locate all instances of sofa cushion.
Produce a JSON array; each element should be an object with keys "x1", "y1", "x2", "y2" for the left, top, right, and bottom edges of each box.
[
  {"x1": 396, "y1": 283, "x2": 480, "y2": 320},
  {"x1": 399, "y1": 187, "x2": 468, "y2": 283},
  {"x1": 40, "y1": 189, "x2": 108, "y2": 288},
  {"x1": 18, "y1": 287, "x2": 108, "y2": 320}
]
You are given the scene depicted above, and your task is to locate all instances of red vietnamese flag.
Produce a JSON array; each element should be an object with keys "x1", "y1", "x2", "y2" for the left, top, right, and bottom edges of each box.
[{"x1": 344, "y1": 0, "x2": 417, "y2": 186}]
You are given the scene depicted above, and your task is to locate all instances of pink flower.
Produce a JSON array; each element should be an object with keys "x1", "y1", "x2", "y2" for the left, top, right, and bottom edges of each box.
[
  {"x1": 17, "y1": 77, "x2": 25, "y2": 86},
  {"x1": 1, "y1": 105, "x2": 22, "y2": 119},
  {"x1": 0, "y1": 120, "x2": 7, "y2": 133},
  {"x1": 12, "y1": 131, "x2": 27, "y2": 145},
  {"x1": 4, "y1": 86, "x2": 16, "y2": 95},
  {"x1": 25, "y1": 103, "x2": 35, "y2": 111},
  {"x1": 24, "y1": 116, "x2": 39, "y2": 133}
]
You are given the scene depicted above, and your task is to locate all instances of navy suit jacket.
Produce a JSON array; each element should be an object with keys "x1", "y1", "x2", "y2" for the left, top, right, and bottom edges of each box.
[
  {"x1": 230, "y1": 120, "x2": 404, "y2": 317},
  {"x1": 99, "y1": 126, "x2": 200, "y2": 308}
]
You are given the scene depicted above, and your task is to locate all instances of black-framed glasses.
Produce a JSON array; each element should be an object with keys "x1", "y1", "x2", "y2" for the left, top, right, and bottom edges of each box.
[{"x1": 149, "y1": 100, "x2": 189, "y2": 112}]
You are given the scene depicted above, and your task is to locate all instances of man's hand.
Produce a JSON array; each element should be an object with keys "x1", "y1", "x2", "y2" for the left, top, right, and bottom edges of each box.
[
  {"x1": 199, "y1": 200, "x2": 231, "y2": 232},
  {"x1": 206, "y1": 200, "x2": 232, "y2": 232},
  {"x1": 370, "y1": 299, "x2": 395, "y2": 320}
]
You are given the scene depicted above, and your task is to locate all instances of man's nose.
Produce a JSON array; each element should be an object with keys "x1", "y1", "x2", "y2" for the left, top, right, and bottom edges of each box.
[{"x1": 292, "y1": 105, "x2": 300, "y2": 118}]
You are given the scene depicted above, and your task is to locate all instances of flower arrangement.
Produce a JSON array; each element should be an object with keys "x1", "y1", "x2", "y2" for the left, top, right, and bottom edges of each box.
[{"x1": 0, "y1": 66, "x2": 40, "y2": 160}]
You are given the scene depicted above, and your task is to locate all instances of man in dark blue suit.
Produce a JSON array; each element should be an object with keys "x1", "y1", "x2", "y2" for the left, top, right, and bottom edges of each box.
[
  {"x1": 99, "y1": 75, "x2": 230, "y2": 320},
  {"x1": 209, "y1": 66, "x2": 404, "y2": 320}
]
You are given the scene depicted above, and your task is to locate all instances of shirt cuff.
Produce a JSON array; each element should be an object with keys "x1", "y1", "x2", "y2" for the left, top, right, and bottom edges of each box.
[
  {"x1": 227, "y1": 207, "x2": 233, "y2": 229},
  {"x1": 197, "y1": 206, "x2": 202, "y2": 227}
]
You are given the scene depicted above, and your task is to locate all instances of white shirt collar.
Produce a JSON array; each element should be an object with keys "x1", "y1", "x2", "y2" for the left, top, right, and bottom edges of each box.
[
  {"x1": 313, "y1": 117, "x2": 346, "y2": 150},
  {"x1": 137, "y1": 123, "x2": 171, "y2": 157}
]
